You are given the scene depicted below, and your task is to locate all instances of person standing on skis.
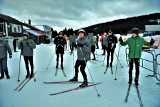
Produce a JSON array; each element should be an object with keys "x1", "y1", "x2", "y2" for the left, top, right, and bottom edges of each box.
[
  {"x1": 69, "y1": 29, "x2": 91, "y2": 87},
  {"x1": 119, "y1": 28, "x2": 155, "y2": 86},
  {"x1": 91, "y1": 33, "x2": 97, "y2": 60},
  {"x1": 0, "y1": 34, "x2": 12, "y2": 79},
  {"x1": 106, "y1": 30, "x2": 118, "y2": 67},
  {"x1": 54, "y1": 31, "x2": 66, "y2": 69},
  {"x1": 100, "y1": 32, "x2": 107, "y2": 55},
  {"x1": 69, "y1": 33, "x2": 76, "y2": 54},
  {"x1": 18, "y1": 33, "x2": 36, "y2": 78}
]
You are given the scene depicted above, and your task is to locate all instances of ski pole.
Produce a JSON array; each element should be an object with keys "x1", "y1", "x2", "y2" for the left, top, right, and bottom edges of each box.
[
  {"x1": 73, "y1": 45, "x2": 75, "y2": 76},
  {"x1": 102, "y1": 53, "x2": 106, "y2": 66},
  {"x1": 114, "y1": 51, "x2": 123, "y2": 68},
  {"x1": 46, "y1": 53, "x2": 55, "y2": 70},
  {"x1": 80, "y1": 47, "x2": 101, "y2": 97},
  {"x1": 115, "y1": 38, "x2": 121, "y2": 81},
  {"x1": 17, "y1": 50, "x2": 22, "y2": 82}
]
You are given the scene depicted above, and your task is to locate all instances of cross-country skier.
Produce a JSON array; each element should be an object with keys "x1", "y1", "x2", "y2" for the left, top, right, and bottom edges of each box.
[
  {"x1": 18, "y1": 33, "x2": 36, "y2": 78},
  {"x1": 69, "y1": 33, "x2": 76, "y2": 54},
  {"x1": 100, "y1": 32, "x2": 107, "y2": 55},
  {"x1": 91, "y1": 34, "x2": 97, "y2": 60},
  {"x1": 106, "y1": 30, "x2": 118, "y2": 67},
  {"x1": 69, "y1": 29, "x2": 91, "y2": 87},
  {"x1": 0, "y1": 34, "x2": 12, "y2": 79},
  {"x1": 54, "y1": 31, "x2": 66, "y2": 69},
  {"x1": 119, "y1": 28, "x2": 155, "y2": 86},
  {"x1": 13, "y1": 38, "x2": 18, "y2": 52}
]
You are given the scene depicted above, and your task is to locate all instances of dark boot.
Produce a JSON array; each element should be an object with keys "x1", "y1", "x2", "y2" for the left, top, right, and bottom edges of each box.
[
  {"x1": 79, "y1": 80, "x2": 88, "y2": 87},
  {"x1": 4, "y1": 70, "x2": 10, "y2": 79},
  {"x1": 134, "y1": 77, "x2": 139, "y2": 86},
  {"x1": 0, "y1": 71, "x2": 4, "y2": 79},
  {"x1": 30, "y1": 71, "x2": 34, "y2": 78},
  {"x1": 69, "y1": 76, "x2": 78, "y2": 82},
  {"x1": 128, "y1": 76, "x2": 132, "y2": 84},
  {"x1": 26, "y1": 71, "x2": 30, "y2": 78}
]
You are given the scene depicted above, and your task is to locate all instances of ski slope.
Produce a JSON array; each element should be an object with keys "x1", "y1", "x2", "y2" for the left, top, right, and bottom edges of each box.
[{"x1": 0, "y1": 42, "x2": 160, "y2": 107}]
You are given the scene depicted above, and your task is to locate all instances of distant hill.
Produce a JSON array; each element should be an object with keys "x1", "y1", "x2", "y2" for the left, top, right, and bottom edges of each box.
[{"x1": 81, "y1": 13, "x2": 160, "y2": 35}]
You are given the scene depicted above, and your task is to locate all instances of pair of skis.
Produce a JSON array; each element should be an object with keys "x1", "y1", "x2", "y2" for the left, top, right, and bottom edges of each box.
[
  {"x1": 125, "y1": 84, "x2": 143, "y2": 106},
  {"x1": 104, "y1": 66, "x2": 113, "y2": 74},
  {"x1": 14, "y1": 72, "x2": 37, "y2": 91},
  {"x1": 43, "y1": 81, "x2": 102, "y2": 96},
  {"x1": 55, "y1": 68, "x2": 66, "y2": 77}
]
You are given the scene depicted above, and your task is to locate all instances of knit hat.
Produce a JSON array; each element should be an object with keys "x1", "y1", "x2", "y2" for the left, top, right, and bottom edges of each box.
[
  {"x1": 77, "y1": 29, "x2": 86, "y2": 36},
  {"x1": 23, "y1": 32, "x2": 29, "y2": 37},
  {"x1": 132, "y1": 28, "x2": 139, "y2": 35}
]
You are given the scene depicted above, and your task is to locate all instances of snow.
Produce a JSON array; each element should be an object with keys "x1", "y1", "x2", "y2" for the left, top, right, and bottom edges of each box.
[{"x1": 0, "y1": 42, "x2": 160, "y2": 107}]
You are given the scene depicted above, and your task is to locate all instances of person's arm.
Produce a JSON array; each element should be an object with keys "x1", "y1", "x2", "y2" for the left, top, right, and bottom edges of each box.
[
  {"x1": 143, "y1": 38, "x2": 155, "y2": 46},
  {"x1": 119, "y1": 37, "x2": 128, "y2": 46},
  {"x1": 28, "y1": 40, "x2": 36, "y2": 49},
  {"x1": 18, "y1": 40, "x2": 23, "y2": 49},
  {"x1": 5, "y1": 41, "x2": 12, "y2": 56}
]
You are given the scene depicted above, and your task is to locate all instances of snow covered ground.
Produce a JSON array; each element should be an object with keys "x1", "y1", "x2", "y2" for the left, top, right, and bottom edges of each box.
[{"x1": 0, "y1": 42, "x2": 160, "y2": 107}]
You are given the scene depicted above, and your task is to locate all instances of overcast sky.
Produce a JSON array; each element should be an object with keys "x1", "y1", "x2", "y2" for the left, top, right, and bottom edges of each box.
[{"x1": 0, "y1": 0, "x2": 160, "y2": 31}]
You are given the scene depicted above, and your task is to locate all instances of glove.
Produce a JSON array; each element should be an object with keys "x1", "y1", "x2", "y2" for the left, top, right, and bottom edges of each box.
[
  {"x1": 119, "y1": 37, "x2": 123, "y2": 43},
  {"x1": 77, "y1": 43, "x2": 83, "y2": 47},
  {"x1": 20, "y1": 42, "x2": 23, "y2": 46},
  {"x1": 26, "y1": 42, "x2": 29, "y2": 46},
  {"x1": 9, "y1": 55, "x2": 12, "y2": 59},
  {"x1": 150, "y1": 38, "x2": 155, "y2": 45}
]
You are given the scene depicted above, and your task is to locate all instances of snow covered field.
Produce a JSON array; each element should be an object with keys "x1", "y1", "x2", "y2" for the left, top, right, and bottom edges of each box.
[{"x1": 0, "y1": 42, "x2": 160, "y2": 107}]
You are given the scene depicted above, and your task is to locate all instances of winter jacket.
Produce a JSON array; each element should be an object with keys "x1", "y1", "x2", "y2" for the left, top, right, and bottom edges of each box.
[
  {"x1": 54, "y1": 36, "x2": 66, "y2": 50},
  {"x1": 18, "y1": 39, "x2": 36, "y2": 56},
  {"x1": 120, "y1": 36, "x2": 151, "y2": 58},
  {"x1": 103, "y1": 36, "x2": 108, "y2": 46},
  {"x1": 0, "y1": 39, "x2": 12, "y2": 58},
  {"x1": 106, "y1": 35, "x2": 117, "y2": 49},
  {"x1": 91, "y1": 36, "x2": 97, "y2": 46},
  {"x1": 69, "y1": 35, "x2": 76, "y2": 45},
  {"x1": 77, "y1": 36, "x2": 91, "y2": 61}
]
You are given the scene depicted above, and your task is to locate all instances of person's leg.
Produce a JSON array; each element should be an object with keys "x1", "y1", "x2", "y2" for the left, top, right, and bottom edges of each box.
[
  {"x1": 69, "y1": 60, "x2": 80, "y2": 81},
  {"x1": 110, "y1": 49, "x2": 115, "y2": 67},
  {"x1": 29, "y1": 56, "x2": 34, "y2": 76},
  {"x1": 79, "y1": 60, "x2": 88, "y2": 87},
  {"x1": 14, "y1": 44, "x2": 16, "y2": 52},
  {"x1": 0, "y1": 59, "x2": 4, "y2": 79},
  {"x1": 56, "y1": 54, "x2": 59, "y2": 68},
  {"x1": 107, "y1": 49, "x2": 111, "y2": 67},
  {"x1": 134, "y1": 58, "x2": 140, "y2": 86},
  {"x1": 61, "y1": 54, "x2": 64, "y2": 69},
  {"x1": 128, "y1": 59, "x2": 134, "y2": 84},
  {"x1": 2, "y1": 57, "x2": 10, "y2": 79},
  {"x1": 24, "y1": 56, "x2": 30, "y2": 78}
]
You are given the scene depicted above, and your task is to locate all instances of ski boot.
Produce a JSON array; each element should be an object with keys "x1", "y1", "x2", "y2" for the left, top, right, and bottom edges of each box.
[
  {"x1": 128, "y1": 76, "x2": 132, "y2": 85},
  {"x1": 134, "y1": 77, "x2": 139, "y2": 86},
  {"x1": 79, "y1": 80, "x2": 88, "y2": 87},
  {"x1": 26, "y1": 71, "x2": 30, "y2": 78},
  {"x1": 30, "y1": 71, "x2": 34, "y2": 78},
  {"x1": 69, "y1": 76, "x2": 78, "y2": 82},
  {"x1": 4, "y1": 70, "x2": 10, "y2": 79}
]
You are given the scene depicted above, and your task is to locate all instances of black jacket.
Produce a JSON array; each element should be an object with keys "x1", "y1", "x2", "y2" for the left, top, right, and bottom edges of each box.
[{"x1": 107, "y1": 35, "x2": 117, "y2": 49}]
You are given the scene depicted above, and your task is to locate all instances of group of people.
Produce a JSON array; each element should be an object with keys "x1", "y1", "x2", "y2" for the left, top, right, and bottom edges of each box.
[{"x1": 0, "y1": 27, "x2": 155, "y2": 87}]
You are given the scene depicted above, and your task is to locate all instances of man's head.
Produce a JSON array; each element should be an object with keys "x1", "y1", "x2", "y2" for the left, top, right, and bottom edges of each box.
[
  {"x1": 23, "y1": 32, "x2": 29, "y2": 40},
  {"x1": 59, "y1": 31, "x2": 63, "y2": 37},
  {"x1": 132, "y1": 28, "x2": 139, "y2": 37},
  {"x1": 104, "y1": 32, "x2": 107, "y2": 36},
  {"x1": 77, "y1": 29, "x2": 86, "y2": 39},
  {"x1": 108, "y1": 30, "x2": 113, "y2": 35}
]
